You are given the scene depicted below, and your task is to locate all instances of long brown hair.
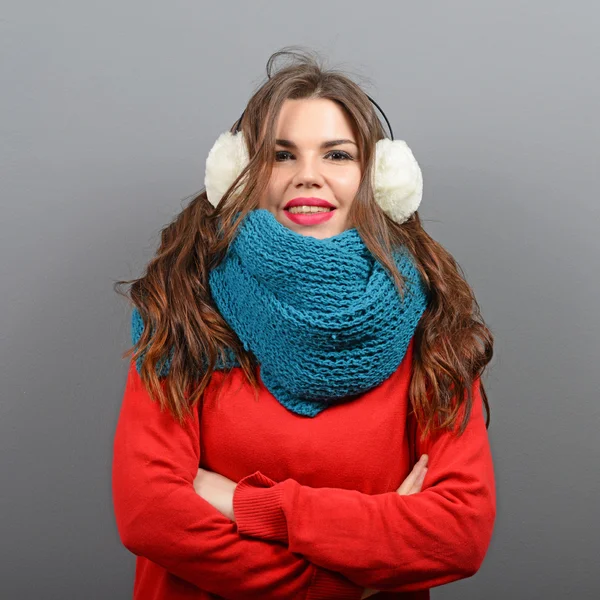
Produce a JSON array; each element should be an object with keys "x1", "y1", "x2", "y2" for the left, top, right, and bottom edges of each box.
[{"x1": 114, "y1": 47, "x2": 494, "y2": 439}]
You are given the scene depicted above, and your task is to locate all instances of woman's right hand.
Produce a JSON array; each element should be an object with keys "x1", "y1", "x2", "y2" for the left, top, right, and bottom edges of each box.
[
  {"x1": 397, "y1": 453, "x2": 428, "y2": 495},
  {"x1": 360, "y1": 454, "x2": 430, "y2": 599}
]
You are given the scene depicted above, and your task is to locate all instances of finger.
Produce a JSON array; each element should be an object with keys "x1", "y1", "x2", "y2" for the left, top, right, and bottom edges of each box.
[
  {"x1": 397, "y1": 455, "x2": 428, "y2": 494},
  {"x1": 403, "y1": 466, "x2": 427, "y2": 496},
  {"x1": 405, "y1": 467, "x2": 427, "y2": 495},
  {"x1": 412, "y1": 467, "x2": 428, "y2": 493},
  {"x1": 396, "y1": 466, "x2": 420, "y2": 495}
]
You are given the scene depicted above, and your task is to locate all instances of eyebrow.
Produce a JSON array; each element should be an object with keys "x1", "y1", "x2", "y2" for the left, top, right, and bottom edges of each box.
[{"x1": 275, "y1": 138, "x2": 358, "y2": 149}]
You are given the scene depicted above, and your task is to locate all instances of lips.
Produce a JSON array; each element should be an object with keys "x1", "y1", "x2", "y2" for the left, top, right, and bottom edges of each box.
[
  {"x1": 283, "y1": 205, "x2": 337, "y2": 226},
  {"x1": 284, "y1": 197, "x2": 336, "y2": 210}
]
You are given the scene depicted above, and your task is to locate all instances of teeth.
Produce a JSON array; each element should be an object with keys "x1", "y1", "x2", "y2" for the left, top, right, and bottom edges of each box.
[{"x1": 288, "y1": 206, "x2": 333, "y2": 214}]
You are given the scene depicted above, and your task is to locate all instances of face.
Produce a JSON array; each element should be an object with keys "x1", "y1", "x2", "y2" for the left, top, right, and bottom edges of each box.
[{"x1": 258, "y1": 98, "x2": 362, "y2": 239}]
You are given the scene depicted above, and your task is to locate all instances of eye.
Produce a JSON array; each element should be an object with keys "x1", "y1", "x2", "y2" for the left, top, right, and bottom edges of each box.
[
  {"x1": 275, "y1": 150, "x2": 293, "y2": 162},
  {"x1": 274, "y1": 150, "x2": 354, "y2": 162},
  {"x1": 325, "y1": 150, "x2": 353, "y2": 161}
]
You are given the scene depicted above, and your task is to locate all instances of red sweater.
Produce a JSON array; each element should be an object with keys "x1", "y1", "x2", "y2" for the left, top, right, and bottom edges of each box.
[{"x1": 112, "y1": 337, "x2": 496, "y2": 599}]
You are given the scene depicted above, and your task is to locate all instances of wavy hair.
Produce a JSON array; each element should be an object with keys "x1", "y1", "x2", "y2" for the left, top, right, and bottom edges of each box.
[{"x1": 114, "y1": 46, "x2": 494, "y2": 439}]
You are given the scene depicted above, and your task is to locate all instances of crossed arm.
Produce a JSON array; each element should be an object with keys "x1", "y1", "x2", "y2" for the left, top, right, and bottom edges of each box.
[
  {"x1": 196, "y1": 376, "x2": 496, "y2": 594},
  {"x1": 112, "y1": 360, "x2": 365, "y2": 599},
  {"x1": 193, "y1": 453, "x2": 430, "y2": 598},
  {"x1": 113, "y1": 360, "x2": 495, "y2": 597}
]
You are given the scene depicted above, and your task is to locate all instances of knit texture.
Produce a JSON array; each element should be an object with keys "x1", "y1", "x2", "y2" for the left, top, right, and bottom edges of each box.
[{"x1": 132, "y1": 208, "x2": 429, "y2": 417}]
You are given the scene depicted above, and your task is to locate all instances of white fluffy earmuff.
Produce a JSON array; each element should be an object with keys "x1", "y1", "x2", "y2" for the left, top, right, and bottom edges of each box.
[{"x1": 204, "y1": 130, "x2": 423, "y2": 225}]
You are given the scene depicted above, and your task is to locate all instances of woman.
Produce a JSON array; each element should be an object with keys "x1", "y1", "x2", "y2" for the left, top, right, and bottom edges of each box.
[{"x1": 112, "y1": 48, "x2": 496, "y2": 600}]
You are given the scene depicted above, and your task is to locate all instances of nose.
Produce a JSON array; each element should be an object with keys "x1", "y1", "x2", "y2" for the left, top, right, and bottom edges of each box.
[{"x1": 292, "y1": 155, "x2": 324, "y2": 188}]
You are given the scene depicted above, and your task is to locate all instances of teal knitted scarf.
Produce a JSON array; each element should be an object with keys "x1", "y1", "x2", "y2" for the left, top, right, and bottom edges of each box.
[{"x1": 132, "y1": 208, "x2": 429, "y2": 417}]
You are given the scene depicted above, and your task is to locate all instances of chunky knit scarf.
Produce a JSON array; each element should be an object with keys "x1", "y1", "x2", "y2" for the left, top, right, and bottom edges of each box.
[{"x1": 132, "y1": 208, "x2": 429, "y2": 417}]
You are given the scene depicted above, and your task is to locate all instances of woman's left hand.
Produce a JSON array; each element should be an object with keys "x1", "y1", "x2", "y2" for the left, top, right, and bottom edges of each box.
[{"x1": 193, "y1": 468, "x2": 237, "y2": 522}]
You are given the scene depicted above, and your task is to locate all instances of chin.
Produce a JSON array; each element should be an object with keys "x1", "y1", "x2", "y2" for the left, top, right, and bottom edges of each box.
[
  {"x1": 279, "y1": 210, "x2": 349, "y2": 239},
  {"x1": 299, "y1": 226, "x2": 345, "y2": 239}
]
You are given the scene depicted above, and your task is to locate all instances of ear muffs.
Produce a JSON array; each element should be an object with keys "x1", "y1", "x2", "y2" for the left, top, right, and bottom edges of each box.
[
  {"x1": 371, "y1": 137, "x2": 423, "y2": 225},
  {"x1": 204, "y1": 125, "x2": 423, "y2": 225},
  {"x1": 204, "y1": 131, "x2": 250, "y2": 210}
]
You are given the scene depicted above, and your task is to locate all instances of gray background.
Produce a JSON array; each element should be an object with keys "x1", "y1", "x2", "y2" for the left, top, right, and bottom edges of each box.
[{"x1": 1, "y1": 1, "x2": 598, "y2": 598}]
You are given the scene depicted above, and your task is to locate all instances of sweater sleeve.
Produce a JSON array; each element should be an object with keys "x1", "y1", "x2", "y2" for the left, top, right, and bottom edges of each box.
[
  {"x1": 232, "y1": 376, "x2": 497, "y2": 594},
  {"x1": 112, "y1": 360, "x2": 364, "y2": 600}
]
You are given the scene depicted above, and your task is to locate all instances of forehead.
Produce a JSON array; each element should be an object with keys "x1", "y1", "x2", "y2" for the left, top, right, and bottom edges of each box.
[{"x1": 274, "y1": 98, "x2": 356, "y2": 139}]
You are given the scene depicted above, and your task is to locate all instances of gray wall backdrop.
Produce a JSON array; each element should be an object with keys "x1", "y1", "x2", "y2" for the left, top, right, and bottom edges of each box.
[{"x1": 1, "y1": 1, "x2": 598, "y2": 598}]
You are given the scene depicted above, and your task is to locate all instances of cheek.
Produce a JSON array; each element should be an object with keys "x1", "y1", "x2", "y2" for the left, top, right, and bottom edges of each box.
[
  {"x1": 335, "y1": 168, "x2": 362, "y2": 197},
  {"x1": 265, "y1": 173, "x2": 285, "y2": 200}
]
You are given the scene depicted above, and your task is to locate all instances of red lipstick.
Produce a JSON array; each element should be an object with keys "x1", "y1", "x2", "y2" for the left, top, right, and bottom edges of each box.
[
  {"x1": 284, "y1": 197, "x2": 336, "y2": 209},
  {"x1": 284, "y1": 197, "x2": 335, "y2": 225},
  {"x1": 283, "y1": 197, "x2": 337, "y2": 226}
]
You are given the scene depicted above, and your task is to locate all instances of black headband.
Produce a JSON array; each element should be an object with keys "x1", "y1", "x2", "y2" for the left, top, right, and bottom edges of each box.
[{"x1": 233, "y1": 93, "x2": 394, "y2": 140}]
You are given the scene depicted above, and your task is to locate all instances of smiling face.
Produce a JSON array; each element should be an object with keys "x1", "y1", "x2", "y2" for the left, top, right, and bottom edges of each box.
[{"x1": 258, "y1": 97, "x2": 362, "y2": 239}]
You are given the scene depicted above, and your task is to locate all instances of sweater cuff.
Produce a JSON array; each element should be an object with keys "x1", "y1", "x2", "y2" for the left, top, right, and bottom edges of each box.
[
  {"x1": 233, "y1": 470, "x2": 290, "y2": 544},
  {"x1": 233, "y1": 472, "x2": 364, "y2": 600},
  {"x1": 307, "y1": 567, "x2": 364, "y2": 600}
]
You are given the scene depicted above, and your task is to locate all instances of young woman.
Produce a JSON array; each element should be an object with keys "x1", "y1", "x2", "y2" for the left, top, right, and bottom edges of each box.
[{"x1": 112, "y1": 48, "x2": 496, "y2": 600}]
